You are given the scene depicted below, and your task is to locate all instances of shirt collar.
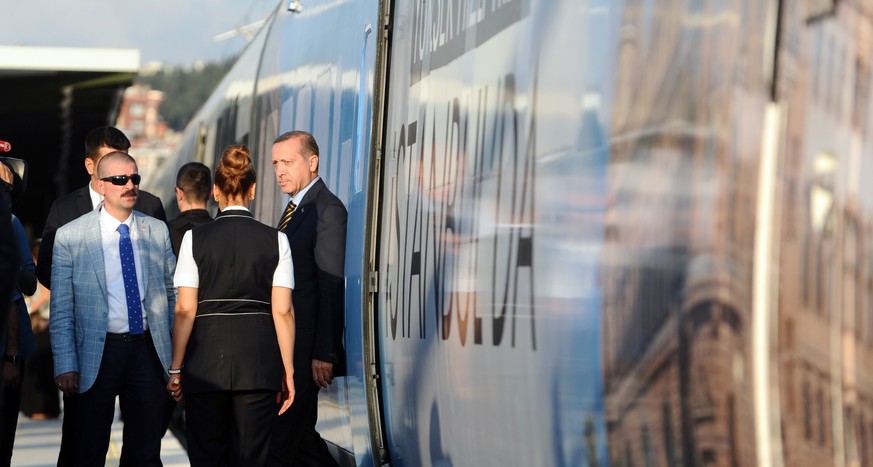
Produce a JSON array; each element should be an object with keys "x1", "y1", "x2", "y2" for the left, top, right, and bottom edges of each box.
[
  {"x1": 88, "y1": 183, "x2": 103, "y2": 211},
  {"x1": 291, "y1": 176, "x2": 320, "y2": 206},
  {"x1": 99, "y1": 207, "x2": 134, "y2": 236},
  {"x1": 221, "y1": 205, "x2": 250, "y2": 212}
]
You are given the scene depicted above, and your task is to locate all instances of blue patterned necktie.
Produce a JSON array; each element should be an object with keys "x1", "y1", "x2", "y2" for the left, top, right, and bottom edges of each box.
[{"x1": 117, "y1": 224, "x2": 144, "y2": 335}]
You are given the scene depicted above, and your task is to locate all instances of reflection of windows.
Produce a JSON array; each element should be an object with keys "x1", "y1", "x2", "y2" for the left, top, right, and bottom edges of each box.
[
  {"x1": 803, "y1": 381, "x2": 812, "y2": 440},
  {"x1": 864, "y1": 422, "x2": 873, "y2": 460},
  {"x1": 817, "y1": 388, "x2": 826, "y2": 446},
  {"x1": 859, "y1": 416, "x2": 868, "y2": 467},
  {"x1": 641, "y1": 425, "x2": 653, "y2": 467},
  {"x1": 858, "y1": 413, "x2": 870, "y2": 465},
  {"x1": 853, "y1": 59, "x2": 869, "y2": 129},
  {"x1": 810, "y1": 151, "x2": 835, "y2": 232},
  {"x1": 803, "y1": 235, "x2": 812, "y2": 307},
  {"x1": 812, "y1": 28, "x2": 822, "y2": 100},
  {"x1": 834, "y1": 43, "x2": 844, "y2": 116},
  {"x1": 811, "y1": 152, "x2": 836, "y2": 315},
  {"x1": 846, "y1": 408, "x2": 857, "y2": 465},
  {"x1": 702, "y1": 450, "x2": 716, "y2": 466},
  {"x1": 728, "y1": 395, "x2": 739, "y2": 467},
  {"x1": 817, "y1": 241, "x2": 827, "y2": 312},
  {"x1": 662, "y1": 400, "x2": 676, "y2": 466},
  {"x1": 868, "y1": 276, "x2": 873, "y2": 343},
  {"x1": 825, "y1": 36, "x2": 834, "y2": 111},
  {"x1": 843, "y1": 221, "x2": 862, "y2": 339}
]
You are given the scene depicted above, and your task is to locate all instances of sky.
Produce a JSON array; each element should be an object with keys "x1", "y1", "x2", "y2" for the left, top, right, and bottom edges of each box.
[{"x1": 0, "y1": 0, "x2": 277, "y2": 66}]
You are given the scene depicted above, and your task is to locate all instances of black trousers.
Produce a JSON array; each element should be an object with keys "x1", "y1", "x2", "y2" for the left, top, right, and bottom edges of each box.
[
  {"x1": 185, "y1": 390, "x2": 276, "y2": 467},
  {"x1": 268, "y1": 377, "x2": 338, "y2": 467},
  {"x1": 56, "y1": 392, "x2": 76, "y2": 466},
  {"x1": 0, "y1": 360, "x2": 24, "y2": 467},
  {"x1": 72, "y1": 334, "x2": 171, "y2": 467}
]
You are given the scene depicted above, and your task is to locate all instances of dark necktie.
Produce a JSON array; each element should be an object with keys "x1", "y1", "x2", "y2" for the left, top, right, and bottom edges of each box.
[
  {"x1": 277, "y1": 200, "x2": 297, "y2": 231},
  {"x1": 117, "y1": 224, "x2": 144, "y2": 335}
]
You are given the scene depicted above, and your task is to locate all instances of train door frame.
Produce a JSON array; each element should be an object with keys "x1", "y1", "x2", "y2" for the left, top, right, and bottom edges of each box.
[{"x1": 363, "y1": 0, "x2": 396, "y2": 464}]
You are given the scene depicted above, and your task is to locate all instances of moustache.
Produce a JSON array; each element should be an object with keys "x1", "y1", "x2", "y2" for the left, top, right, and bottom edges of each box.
[{"x1": 122, "y1": 190, "x2": 138, "y2": 197}]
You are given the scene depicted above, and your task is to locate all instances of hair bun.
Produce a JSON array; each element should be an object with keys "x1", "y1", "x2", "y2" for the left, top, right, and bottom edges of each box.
[{"x1": 215, "y1": 145, "x2": 256, "y2": 198}]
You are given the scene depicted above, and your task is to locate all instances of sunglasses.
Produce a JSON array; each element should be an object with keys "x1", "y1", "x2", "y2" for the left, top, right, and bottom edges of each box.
[{"x1": 100, "y1": 174, "x2": 142, "y2": 186}]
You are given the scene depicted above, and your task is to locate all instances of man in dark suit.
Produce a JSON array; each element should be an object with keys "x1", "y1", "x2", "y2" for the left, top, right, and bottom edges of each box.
[
  {"x1": 35, "y1": 126, "x2": 166, "y2": 466},
  {"x1": 0, "y1": 161, "x2": 18, "y2": 322},
  {"x1": 0, "y1": 165, "x2": 19, "y2": 408},
  {"x1": 168, "y1": 162, "x2": 213, "y2": 256},
  {"x1": 36, "y1": 126, "x2": 166, "y2": 289},
  {"x1": 268, "y1": 131, "x2": 346, "y2": 467}
]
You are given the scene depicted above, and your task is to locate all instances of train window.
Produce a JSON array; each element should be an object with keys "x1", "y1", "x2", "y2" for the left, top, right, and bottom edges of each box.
[{"x1": 195, "y1": 123, "x2": 207, "y2": 164}]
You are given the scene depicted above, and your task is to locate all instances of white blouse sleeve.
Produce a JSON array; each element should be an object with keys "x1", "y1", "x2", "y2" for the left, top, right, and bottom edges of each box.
[
  {"x1": 273, "y1": 231, "x2": 294, "y2": 289},
  {"x1": 173, "y1": 230, "x2": 199, "y2": 288}
]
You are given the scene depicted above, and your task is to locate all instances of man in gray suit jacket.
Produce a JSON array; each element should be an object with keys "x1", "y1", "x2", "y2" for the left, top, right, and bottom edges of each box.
[{"x1": 50, "y1": 151, "x2": 175, "y2": 466}]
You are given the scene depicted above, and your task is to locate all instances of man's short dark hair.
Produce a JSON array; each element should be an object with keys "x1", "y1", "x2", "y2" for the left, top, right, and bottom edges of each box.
[
  {"x1": 85, "y1": 126, "x2": 131, "y2": 160},
  {"x1": 176, "y1": 162, "x2": 212, "y2": 203},
  {"x1": 274, "y1": 130, "x2": 319, "y2": 157}
]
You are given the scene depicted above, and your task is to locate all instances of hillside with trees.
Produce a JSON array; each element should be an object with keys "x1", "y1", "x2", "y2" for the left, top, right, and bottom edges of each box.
[{"x1": 135, "y1": 58, "x2": 235, "y2": 131}]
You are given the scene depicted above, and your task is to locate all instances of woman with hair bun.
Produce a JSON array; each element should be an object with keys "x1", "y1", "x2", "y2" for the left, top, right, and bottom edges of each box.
[{"x1": 166, "y1": 145, "x2": 296, "y2": 466}]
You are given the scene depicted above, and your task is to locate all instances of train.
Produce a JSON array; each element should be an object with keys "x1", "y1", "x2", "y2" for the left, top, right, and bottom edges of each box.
[{"x1": 142, "y1": 0, "x2": 873, "y2": 465}]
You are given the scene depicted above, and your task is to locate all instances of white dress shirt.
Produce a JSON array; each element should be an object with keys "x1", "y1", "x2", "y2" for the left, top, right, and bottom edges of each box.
[
  {"x1": 99, "y1": 208, "x2": 148, "y2": 333},
  {"x1": 88, "y1": 183, "x2": 103, "y2": 210}
]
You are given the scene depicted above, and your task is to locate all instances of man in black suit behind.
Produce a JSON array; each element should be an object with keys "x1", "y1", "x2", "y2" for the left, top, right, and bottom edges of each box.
[
  {"x1": 35, "y1": 126, "x2": 166, "y2": 467},
  {"x1": 268, "y1": 130, "x2": 346, "y2": 467},
  {"x1": 168, "y1": 161, "x2": 213, "y2": 256},
  {"x1": 36, "y1": 126, "x2": 166, "y2": 290}
]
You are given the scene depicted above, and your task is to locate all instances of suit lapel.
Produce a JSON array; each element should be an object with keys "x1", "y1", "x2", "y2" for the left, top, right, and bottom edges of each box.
[
  {"x1": 283, "y1": 179, "x2": 323, "y2": 236},
  {"x1": 133, "y1": 214, "x2": 151, "y2": 294},
  {"x1": 76, "y1": 186, "x2": 95, "y2": 214},
  {"x1": 83, "y1": 212, "x2": 107, "y2": 297}
]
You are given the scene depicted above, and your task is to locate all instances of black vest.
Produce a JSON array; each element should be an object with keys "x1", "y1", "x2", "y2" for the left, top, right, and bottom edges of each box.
[{"x1": 182, "y1": 209, "x2": 284, "y2": 394}]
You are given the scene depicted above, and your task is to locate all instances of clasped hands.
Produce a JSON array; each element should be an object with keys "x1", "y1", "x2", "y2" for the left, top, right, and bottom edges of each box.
[
  {"x1": 166, "y1": 374, "x2": 183, "y2": 402},
  {"x1": 167, "y1": 372, "x2": 297, "y2": 416}
]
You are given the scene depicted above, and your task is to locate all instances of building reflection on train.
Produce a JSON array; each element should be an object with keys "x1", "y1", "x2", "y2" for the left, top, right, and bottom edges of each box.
[{"x1": 603, "y1": 1, "x2": 872, "y2": 466}]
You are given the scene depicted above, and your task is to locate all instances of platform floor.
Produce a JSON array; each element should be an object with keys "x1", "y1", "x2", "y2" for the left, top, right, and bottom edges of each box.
[{"x1": 11, "y1": 409, "x2": 189, "y2": 467}]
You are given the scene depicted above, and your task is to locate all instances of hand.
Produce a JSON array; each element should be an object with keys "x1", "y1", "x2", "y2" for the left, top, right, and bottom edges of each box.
[
  {"x1": 277, "y1": 374, "x2": 295, "y2": 415},
  {"x1": 55, "y1": 372, "x2": 79, "y2": 395},
  {"x1": 0, "y1": 163, "x2": 12, "y2": 186},
  {"x1": 166, "y1": 374, "x2": 183, "y2": 402},
  {"x1": 312, "y1": 359, "x2": 334, "y2": 389},
  {"x1": 2, "y1": 361, "x2": 20, "y2": 387}
]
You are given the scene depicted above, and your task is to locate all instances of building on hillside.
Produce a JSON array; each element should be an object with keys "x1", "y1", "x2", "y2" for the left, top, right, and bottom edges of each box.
[
  {"x1": 116, "y1": 83, "x2": 179, "y2": 187},
  {"x1": 117, "y1": 84, "x2": 169, "y2": 144}
]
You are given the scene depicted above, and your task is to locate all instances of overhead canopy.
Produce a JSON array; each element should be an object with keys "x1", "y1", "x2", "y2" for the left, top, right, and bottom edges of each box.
[{"x1": 0, "y1": 45, "x2": 139, "y2": 236}]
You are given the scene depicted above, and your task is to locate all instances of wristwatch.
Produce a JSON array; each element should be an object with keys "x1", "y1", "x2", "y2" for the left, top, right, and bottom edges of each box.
[{"x1": 2, "y1": 355, "x2": 21, "y2": 364}]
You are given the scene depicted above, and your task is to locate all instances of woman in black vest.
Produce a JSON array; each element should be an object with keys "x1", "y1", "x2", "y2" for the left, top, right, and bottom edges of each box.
[{"x1": 167, "y1": 145, "x2": 296, "y2": 466}]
